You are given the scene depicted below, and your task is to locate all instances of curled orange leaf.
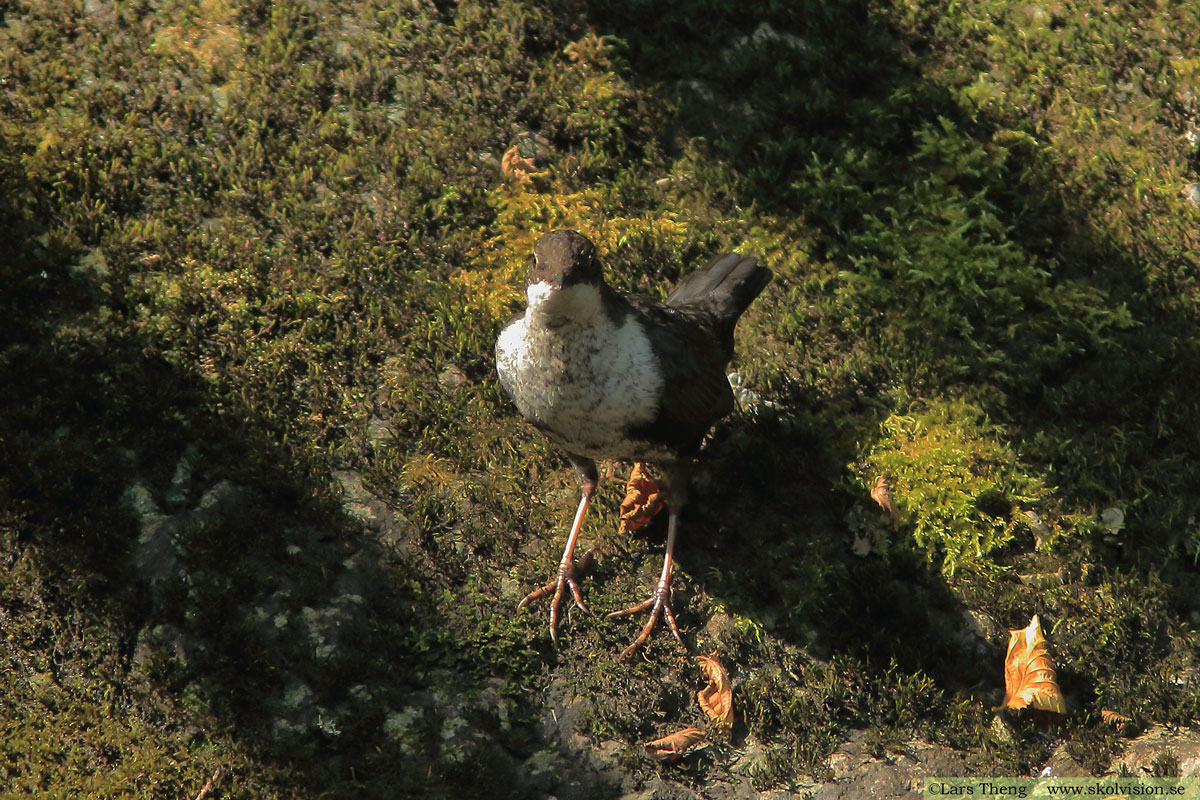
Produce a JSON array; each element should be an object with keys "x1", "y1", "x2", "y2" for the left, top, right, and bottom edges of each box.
[
  {"x1": 644, "y1": 727, "x2": 706, "y2": 762},
  {"x1": 500, "y1": 144, "x2": 535, "y2": 179},
  {"x1": 696, "y1": 655, "x2": 733, "y2": 728},
  {"x1": 1100, "y1": 709, "x2": 1132, "y2": 727},
  {"x1": 619, "y1": 463, "x2": 665, "y2": 535},
  {"x1": 1000, "y1": 614, "x2": 1066, "y2": 714},
  {"x1": 870, "y1": 475, "x2": 900, "y2": 529}
]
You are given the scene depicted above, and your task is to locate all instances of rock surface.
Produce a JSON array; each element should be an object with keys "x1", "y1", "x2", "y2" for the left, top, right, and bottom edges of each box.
[{"x1": 1107, "y1": 725, "x2": 1200, "y2": 777}]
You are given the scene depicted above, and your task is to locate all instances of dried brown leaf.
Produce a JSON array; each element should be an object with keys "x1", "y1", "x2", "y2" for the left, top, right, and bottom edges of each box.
[
  {"x1": 1000, "y1": 614, "x2": 1066, "y2": 714},
  {"x1": 696, "y1": 655, "x2": 733, "y2": 728},
  {"x1": 870, "y1": 475, "x2": 900, "y2": 529},
  {"x1": 644, "y1": 727, "x2": 706, "y2": 762},
  {"x1": 193, "y1": 768, "x2": 224, "y2": 800},
  {"x1": 1100, "y1": 709, "x2": 1133, "y2": 727},
  {"x1": 619, "y1": 463, "x2": 665, "y2": 535},
  {"x1": 501, "y1": 144, "x2": 535, "y2": 179}
]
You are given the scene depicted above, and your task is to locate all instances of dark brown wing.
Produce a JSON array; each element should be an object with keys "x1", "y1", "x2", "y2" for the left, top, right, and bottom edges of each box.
[{"x1": 624, "y1": 294, "x2": 735, "y2": 453}]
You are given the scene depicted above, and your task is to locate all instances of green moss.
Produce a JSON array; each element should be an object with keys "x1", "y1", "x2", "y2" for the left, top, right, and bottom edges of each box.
[
  {"x1": 860, "y1": 398, "x2": 1052, "y2": 575},
  {"x1": 2, "y1": 0, "x2": 1200, "y2": 794}
]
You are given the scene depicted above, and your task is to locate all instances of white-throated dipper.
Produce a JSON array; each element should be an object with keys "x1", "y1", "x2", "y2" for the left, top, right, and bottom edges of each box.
[{"x1": 495, "y1": 230, "x2": 772, "y2": 657}]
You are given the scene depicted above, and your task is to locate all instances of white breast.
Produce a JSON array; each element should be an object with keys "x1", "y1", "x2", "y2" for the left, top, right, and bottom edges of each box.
[{"x1": 496, "y1": 286, "x2": 665, "y2": 460}]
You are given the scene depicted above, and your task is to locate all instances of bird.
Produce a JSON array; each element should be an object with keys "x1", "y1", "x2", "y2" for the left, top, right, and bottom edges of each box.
[{"x1": 495, "y1": 230, "x2": 772, "y2": 657}]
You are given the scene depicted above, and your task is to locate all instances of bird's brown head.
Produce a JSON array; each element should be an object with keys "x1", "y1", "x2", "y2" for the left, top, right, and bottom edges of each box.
[{"x1": 528, "y1": 230, "x2": 602, "y2": 289}]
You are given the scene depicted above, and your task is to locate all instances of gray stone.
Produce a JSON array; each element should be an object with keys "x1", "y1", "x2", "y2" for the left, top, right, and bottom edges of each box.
[
  {"x1": 810, "y1": 730, "x2": 969, "y2": 799},
  {"x1": 165, "y1": 444, "x2": 198, "y2": 505},
  {"x1": 333, "y1": 469, "x2": 421, "y2": 557},
  {"x1": 438, "y1": 364, "x2": 470, "y2": 389},
  {"x1": 1107, "y1": 725, "x2": 1200, "y2": 777},
  {"x1": 1041, "y1": 741, "x2": 1090, "y2": 778}
]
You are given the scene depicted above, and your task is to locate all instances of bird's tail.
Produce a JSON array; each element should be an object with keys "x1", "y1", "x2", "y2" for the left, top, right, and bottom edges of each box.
[{"x1": 665, "y1": 252, "x2": 773, "y2": 332}]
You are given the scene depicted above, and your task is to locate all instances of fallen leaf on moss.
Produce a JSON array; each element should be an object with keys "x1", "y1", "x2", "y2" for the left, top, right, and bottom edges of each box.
[
  {"x1": 644, "y1": 727, "x2": 706, "y2": 762},
  {"x1": 1100, "y1": 709, "x2": 1132, "y2": 727},
  {"x1": 501, "y1": 144, "x2": 535, "y2": 179},
  {"x1": 619, "y1": 463, "x2": 664, "y2": 535},
  {"x1": 870, "y1": 475, "x2": 899, "y2": 529},
  {"x1": 696, "y1": 655, "x2": 733, "y2": 728},
  {"x1": 193, "y1": 767, "x2": 224, "y2": 800},
  {"x1": 1000, "y1": 614, "x2": 1066, "y2": 714}
]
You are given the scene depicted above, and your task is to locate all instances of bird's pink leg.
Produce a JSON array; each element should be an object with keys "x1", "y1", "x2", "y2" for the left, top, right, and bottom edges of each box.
[
  {"x1": 517, "y1": 480, "x2": 598, "y2": 642},
  {"x1": 607, "y1": 506, "x2": 684, "y2": 658}
]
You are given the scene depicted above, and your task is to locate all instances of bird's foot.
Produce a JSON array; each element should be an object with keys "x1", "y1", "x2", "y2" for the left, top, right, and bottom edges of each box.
[
  {"x1": 607, "y1": 581, "x2": 683, "y2": 659},
  {"x1": 517, "y1": 547, "x2": 598, "y2": 643}
]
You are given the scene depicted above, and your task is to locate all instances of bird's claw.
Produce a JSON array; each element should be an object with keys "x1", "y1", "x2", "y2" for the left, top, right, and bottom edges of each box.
[
  {"x1": 517, "y1": 547, "x2": 597, "y2": 642},
  {"x1": 607, "y1": 583, "x2": 683, "y2": 658}
]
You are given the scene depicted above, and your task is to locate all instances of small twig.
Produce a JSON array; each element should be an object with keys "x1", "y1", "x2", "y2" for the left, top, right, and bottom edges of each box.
[{"x1": 193, "y1": 767, "x2": 224, "y2": 800}]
